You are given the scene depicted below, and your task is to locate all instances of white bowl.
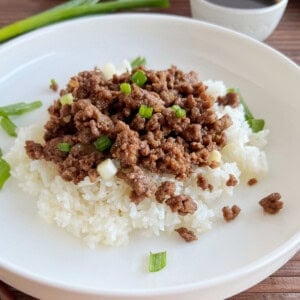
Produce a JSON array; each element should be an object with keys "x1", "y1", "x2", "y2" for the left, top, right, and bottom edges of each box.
[{"x1": 190, "y1": 0, "x2": 288, "y2": 41}]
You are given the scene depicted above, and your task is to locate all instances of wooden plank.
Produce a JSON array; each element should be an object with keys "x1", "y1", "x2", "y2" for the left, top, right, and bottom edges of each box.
[
  {"x1": 246, "y1": 277, "x2": 300, "y2": 293},
  {"x1": 230, "y1": 292, "x2": 300, "y2": 300}
]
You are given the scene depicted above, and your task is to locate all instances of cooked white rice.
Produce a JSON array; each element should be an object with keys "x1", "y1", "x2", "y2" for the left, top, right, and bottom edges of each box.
[{"x1": 5, "y1": 80, "x2": 268, "y2": 247}]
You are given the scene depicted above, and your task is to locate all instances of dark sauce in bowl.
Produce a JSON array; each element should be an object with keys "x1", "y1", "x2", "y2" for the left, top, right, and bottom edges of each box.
[{"x1": 206, "y1": 0, "x2": 277, "y2": 9}]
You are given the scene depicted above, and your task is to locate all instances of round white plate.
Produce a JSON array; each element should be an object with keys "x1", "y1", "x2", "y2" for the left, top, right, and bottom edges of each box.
[{"x1": 0, "y1": 14, "x2": 299, "y2": 300}]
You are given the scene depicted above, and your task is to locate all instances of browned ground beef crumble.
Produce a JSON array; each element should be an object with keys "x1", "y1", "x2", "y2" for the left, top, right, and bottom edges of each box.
[
  {"x1": 259, "y1": 193, "x2": 283, "y2": 214},
  {"x1": 248, "y1": 178, "x2": 258, "y2": 186},
  {"x1": 222, "y1": 205, "x2": 241, "y2": 221},
  {"x1": 175, "y1": 227, "x2": 198, "y2": 242},
  {"x1": 25, "y1": 65, "x2": 242, "y2": 242}
]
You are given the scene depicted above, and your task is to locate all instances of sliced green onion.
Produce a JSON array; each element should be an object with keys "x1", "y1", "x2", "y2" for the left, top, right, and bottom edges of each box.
[
  {"x1": 131, "y1": 70, "x2": 147, "y2": 87},
  {"x1": 171, "y1": 104, "x2": 186, "y2": 118},
  {"x1": 0, "y1": 117, "x2": 17, "y2": 137},
  {"x1": 60, "y1": 93, "x2": 74, "y2": 105},
  {"x1": 0, "y1": 158, "x2": 11, "y2": 190},
  {"x1": 50, "y1": 79, "x2": 58, "y2": 91},
  {"x1": 138, "y1": 104, "x2": 153, "y2": 119},
  {"x1": 0, "y1": 101, "x2": 42, "y2": 116},
  {"x1": 94, "y1": 136, "x2": 112, "y2": 152},
  {"x1": 248, "y1": 118, "x2": 265, "y2": 133},
  {"x1": 149, "y1": 251, "x2": 167, "y2": 272},
  {"x1": 0, "y1": 1, "x2": 170, "y2": 43},
  {"x1": 120, "y1": 83, "x2": 131, "y2": 95},
  {"x1": 227, "y1": 88, "x2": 265, "y2": 132},
  {"x1": 58, "y1": 142, "x2": 71, "y2": 153},
  {"x1": 131, "y1": 56, "x2": 146, "y2": 68}
]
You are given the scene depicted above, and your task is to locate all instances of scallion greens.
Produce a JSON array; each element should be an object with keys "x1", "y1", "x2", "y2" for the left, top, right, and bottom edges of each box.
[
  {"x1": 138, "y1": 104, "x2": 153, "y2": 119},
  {"x1": 0, "y1": 117, "x2": 17, "y2": 137},
  {"x1": 171, "y1": 104, "x2": 186, "y2": 118},
  {"x1": 228, "y1": 88, "x2": 265, "y2": 132},
  {"x1": 120, "y1": 83, "x2": 131, "y2": 95},
  {"x1": 131, "y1": 56, "x2": 146, "y2": 68},
  {"x1": 58, "y1": 142, "x2": 71, "y2": 153},
  {"x1": 131, "y1": 70, "x2": 147, "y2": 87},
  {"x1": 0, "y1": 101, "x2": 42, "y2": 116},
  {"x1": 149, "y1": 251, "x2": 167, "y2": 272},
  {"x1": 0, "y1": 0, "x2": 170, "y2": 43},
  {"x1": 0, "y1": 158, "x2": 11, "y2": 190},
  {"x1": 94, "y1": 136, "x2": 112, "y2": 152}
]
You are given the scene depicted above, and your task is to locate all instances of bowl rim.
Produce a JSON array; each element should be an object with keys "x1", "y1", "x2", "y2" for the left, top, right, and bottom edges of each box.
[{"x1": 190, "y1": 0, "x2": 288, "y2": 14}]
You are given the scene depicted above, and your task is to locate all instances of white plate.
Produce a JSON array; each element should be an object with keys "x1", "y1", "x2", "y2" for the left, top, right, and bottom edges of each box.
[{"x1": 0, "y1": 14, "x2": 299, "y2": 300}]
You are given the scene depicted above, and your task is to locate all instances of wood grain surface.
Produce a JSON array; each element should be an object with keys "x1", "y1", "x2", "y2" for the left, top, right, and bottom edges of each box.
[{"x1": 0, "y1": 0, "x2": 299, "y2": 299}]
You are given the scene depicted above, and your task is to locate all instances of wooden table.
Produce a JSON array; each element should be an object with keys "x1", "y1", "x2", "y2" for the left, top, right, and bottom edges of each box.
[{"x1": 0, "y1": 0, "x2": 299, "y2": 299}]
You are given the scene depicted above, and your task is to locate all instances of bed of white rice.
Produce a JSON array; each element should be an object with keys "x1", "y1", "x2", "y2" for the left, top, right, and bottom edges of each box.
[{"x1": 5, "y1": 80, "x2": 269, "y2": 247}]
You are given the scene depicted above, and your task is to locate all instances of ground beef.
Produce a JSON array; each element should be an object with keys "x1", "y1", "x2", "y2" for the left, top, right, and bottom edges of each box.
[
  {"x1": 217, "y1": 92, "x2": 239, "y2": 108},
  {"x1": 25, "y1": 66, "x2": 237, "y2": 205},
  {"x1": 259, "y1": 193, "x2": 283, "y2": 214},
  {"x1": 166, "y1": 195, "x2": 197, "y2": 216},
  {"x1": 117, "y1": 166, "x2": 156, "y2": 204},
  {"x1": 175, "y1": 227, "x2": 198, "y2": 242},
  {"x1": 155, "y1": 181, "x2": 176, "y2": 203},
  {"x1": 197, "y1": 174, "x2": 213, "y2": 191},
  {"x1": 25, "y1": 141, "x2": 44, "y2": 160},
  {"x1": 222, "y1": 205, "x2": 241, "y2": 221},
  {"x1": 226, "y1": 174, "x2": 238, "y2": 187},
  {"x1": 248, "y1": 178, "x2": 258, "y2": 186}
]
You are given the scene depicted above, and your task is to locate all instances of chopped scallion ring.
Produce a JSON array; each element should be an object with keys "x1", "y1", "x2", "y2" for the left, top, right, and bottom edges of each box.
[
  {"x1": 171, "y1": 104, "x2": 186, "y2": 118},
  {"x1": 120, "y1": 83, "x2": 131, "y2": 95},
  {"x1": 60, "y1": 93, "x2": 73, "y2": 105},
  {"x1": 138, "y1": 104, "x2": 153, "y2": 119},
  {"x1": 94, "y1": 136, "x2": 112, "y2": 152},
  {"x1": 131, "y1": 56, "x2": 146, "y2": 68},
  {"x1": 58, "y1": 142, "x2": 71, "y2": 153},
  {"x1": 149, "y1": 251, "x2": 167, "y2": 272},
  {"x1": 131, "y1": 70, "x2": 147, "y2": 87}
]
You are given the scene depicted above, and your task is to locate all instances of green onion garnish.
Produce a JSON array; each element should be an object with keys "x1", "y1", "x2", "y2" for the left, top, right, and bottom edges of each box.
[
  {"x1": 248, "y1": 118, "x2": 265, "y2": 133},
  {"x1": 120, "y1": 83, "x2": 131, "y2": 95},
  {"x1": 0, "y1": 117, "x2": 17, "y2": 137},
  {"x1": 0, "y1": 1, "x2": 170, "y2": 43},
  {"x1": 60, "y1": 93, "x2": 74, "y2": 105},
  {"x1": 58, "y1": 142, "x2": 71, "y2": 153},
  {"x1": 131, "y1": 70, "x2": 147, "y2": 87},
  {"x1": 149, "y1": 251, "x2": 167, "y2": 272},
  {"x1": 228, "y1": 88, "x2": 265, "y2": 132},
  {"x1": 131, "y1": 56, "x2": 146, "y2": 68},
  {"x1": 138, "y1": 104, "x2": 153, "y2": 119},
  {"x1": 94, "y1": 136, "x2": 112, "y2": 152},
  {"x1": 0, "y1": 101, "x2": 42, "y2": 116},
  {"x1": 50, "y1": 79, "x2": 58, "y2": 91},
  {"x1": 171, "y1": 104, "x2": 186, "y2": 118},
  {"x1": 0, "y1": 158, "x2": 11, "y2": 190}
]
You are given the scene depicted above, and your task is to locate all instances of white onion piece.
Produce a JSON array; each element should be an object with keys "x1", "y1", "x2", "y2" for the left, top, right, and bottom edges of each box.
[
  {"x1": 116, "y1": 59, "x2": 132, "y2": 75},
  {"x1": 97, "y1": 159, "x2": 118, "y2": 180},
  {"x1": 102, "y1": 63, "x2": 116, "y2": 80}
]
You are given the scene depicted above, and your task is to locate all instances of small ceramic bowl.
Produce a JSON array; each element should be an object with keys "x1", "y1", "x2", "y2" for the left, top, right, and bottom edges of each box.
[{"x1": 190, "y1": 0, "x2": 288, "y2": 41}]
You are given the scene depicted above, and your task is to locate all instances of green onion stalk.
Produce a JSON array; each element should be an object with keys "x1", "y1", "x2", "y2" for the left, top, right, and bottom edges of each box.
[{"x1": 0, "y1": 0, "x2": 170, "y2": 43}]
